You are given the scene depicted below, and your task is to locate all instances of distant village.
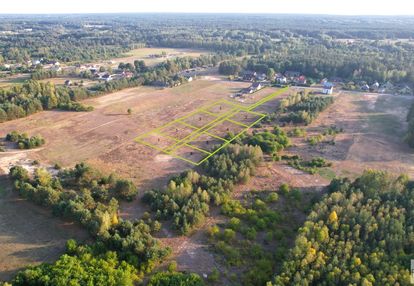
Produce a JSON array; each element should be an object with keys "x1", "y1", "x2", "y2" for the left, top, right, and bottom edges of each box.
[
  {"x1": 230, "y1": 69, "x2": 413, "y2": 99},
  {"x1": 0, "y1": 58, "x2": 413, "y2": 96}
]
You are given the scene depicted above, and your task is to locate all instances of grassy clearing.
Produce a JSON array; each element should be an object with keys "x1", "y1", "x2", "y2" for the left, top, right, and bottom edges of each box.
[
  {"x1": 317, "y1": 167, "x2": 337, "y2": 181},
  {"x1": 367, "y1": 113, "x2": 402, "y2": 137},
  {"x1": 0, "y1": 74, "x2": 30, "y2": 88},
  {"x1": 114, "y1": 47, "x2": 208, "y2": 67}
]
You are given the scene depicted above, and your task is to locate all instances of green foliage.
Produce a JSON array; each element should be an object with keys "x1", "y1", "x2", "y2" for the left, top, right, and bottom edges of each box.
[
  {"x1": 148, "y1": 272, "x2": 204, "y2": 286},
  {"x1": 9, "y1": 163, "x2": 168, "y2": 273},
  {"x1": 58, "y1": 101, "x2": 94, "y2": 112},
  {"x1": 307, "y1": 134, "x2": 324, "y2": 146},
  {"x1": 286, "y1": 156, "x2": 332, "y2": 174},
  {"x1": 280, "y1": 93, "x2": 334, "y2": 125},
  {"x1": 208, "y1": 269, "x2": 220, "y2": 282},
  {"x1": 212, "y1": 191, "x2": 292, "y2": 286},
  {"x1": 167, "y1": 261, "x2": 177, "y2": 272},
  {"x1": 323, "y1": 125, "x2": 344, "y2": 136},
  {"x1": 0, "y1": 80, "x2": 86, "y2": 121},
  {"x1": 113, "y1": 179, "x2": 138, "y2": 201},
  {"x1": 245, "y1": 126, "x2": 290, "y2": 154},
  {"x1": 5, "y1": 131, "x2": 45, "y2": 149},
  {"x1": 31, "y1": 69, "x2": 58, "y2": 80},
  {"x1": 218, "y1": 61, "x2": 241, "y2": 75},
  {"x1": 12, "y1": 241, "x2": 139, "y2": 286},
  {"x1": 274, "y1": 170, "x2": 414, "y2": 285},
  {"x1": 143, "y1": 144, "x2": 263, "y2": 234},
  {"x1": 288, "y1": 127, "x2": 307, "y2": 137},
  {"x1": 279, "y1": 183, "x2": 290, "y2": 195}
]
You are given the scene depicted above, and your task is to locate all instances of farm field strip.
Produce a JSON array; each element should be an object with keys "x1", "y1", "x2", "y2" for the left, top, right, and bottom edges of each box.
[{"x1": 135, "y1": 87, "x2": 288, "y2": 165}]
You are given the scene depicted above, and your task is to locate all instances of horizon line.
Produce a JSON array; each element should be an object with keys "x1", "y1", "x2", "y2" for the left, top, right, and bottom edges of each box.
[{"x1": 0, "y1": 12, "x2": 414, "y2": 17}]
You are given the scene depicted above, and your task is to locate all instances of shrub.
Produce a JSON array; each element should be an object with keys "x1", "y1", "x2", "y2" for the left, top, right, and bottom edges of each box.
[
  {"x1": 266, "y1": 192, "x2": 279, "y2": 202},
  {"x1": 279, "y1": 183, "x2": 290, "y2": 195},
  {"x1": 167, "y1": 261, "x2": 177, "y2": 272},
  {"x1": 5, "y1": 131, "x2": 45, "y2": 149},
  {"x1": 113, "y1": 179, "x2": 138, "y2": 201},
  {"x1": 148, "y1": 272, "x2": 204, "y2": 286}
]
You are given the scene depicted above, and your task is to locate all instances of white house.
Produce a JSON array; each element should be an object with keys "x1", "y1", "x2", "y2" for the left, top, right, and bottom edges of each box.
[
  {"x1": 322, "y1": 82, "x2": 334, "y2": 95},
  {"x1": 275, "y1": 74, "x2": 287, "y2": 84}
]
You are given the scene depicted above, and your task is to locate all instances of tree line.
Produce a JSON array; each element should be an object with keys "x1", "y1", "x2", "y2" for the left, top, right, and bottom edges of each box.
[{"x1": 0, "y1": 80, "x2": 94, "y2": 122}]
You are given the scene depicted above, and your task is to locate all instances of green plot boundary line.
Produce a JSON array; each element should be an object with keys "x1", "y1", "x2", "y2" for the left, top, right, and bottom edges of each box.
[{"x1": 134, "y1": 87, "x2": 288, "y2": 165}]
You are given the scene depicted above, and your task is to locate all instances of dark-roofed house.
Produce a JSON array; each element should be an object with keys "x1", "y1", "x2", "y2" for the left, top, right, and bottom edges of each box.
[
  {"x1": 241, "y1": 82, "x2": 263, "y2": 94},
  {"x1": 285, "y1": 71, "x2": 300, "y2": 79},
  {"x1": 242, "y1": 71, "x2": 257, "y2": 82}
]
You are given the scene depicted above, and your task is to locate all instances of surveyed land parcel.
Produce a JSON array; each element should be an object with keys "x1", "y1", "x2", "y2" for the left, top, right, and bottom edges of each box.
[{"x1": 135, "y1": 88, "x2": 288, "y2": 165}]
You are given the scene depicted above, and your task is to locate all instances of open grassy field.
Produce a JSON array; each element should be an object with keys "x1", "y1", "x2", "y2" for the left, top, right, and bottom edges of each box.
[
  {"x1": 0, "y1": 73, "x2": 30, "y2": 88},
  {"x1": 102, "y1": 47, "x2": 209, "y2": 68},
  {"x1": 0, "y1": 77, "x2": 258, "y2": 186},
  {"x1": 287, "y1": 91, "x2": 414, "y2": 179},
  {"x1": 38, "y1": 77, "x2": 96, "y2": 87}
]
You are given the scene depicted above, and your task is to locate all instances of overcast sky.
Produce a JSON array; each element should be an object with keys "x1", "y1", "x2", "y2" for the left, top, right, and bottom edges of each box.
[{"x1": 1, "y1": 0, "x2": 414, "y2": 15}]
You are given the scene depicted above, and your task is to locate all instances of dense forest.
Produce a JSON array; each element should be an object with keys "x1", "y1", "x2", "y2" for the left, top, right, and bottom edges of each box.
[
  {"x1": 1, "y1": 14, "x2": 414, "y2": 63},
  {"x1": 273, "y1": 170, "x2": 414, "y2": 285},
  {"x1": 1, "y1": 15, "x2": 414, "y2": 87}
]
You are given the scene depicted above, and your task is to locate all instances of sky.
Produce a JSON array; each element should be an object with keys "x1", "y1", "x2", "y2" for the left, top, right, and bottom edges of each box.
[{"x1": 1, "y1": 0, "x2": 414, "y2": 15}]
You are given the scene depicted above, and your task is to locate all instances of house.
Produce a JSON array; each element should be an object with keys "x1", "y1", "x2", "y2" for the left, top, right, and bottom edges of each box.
[
  {"x1": 370, "y1": 82, "x2": 380, "y2": 91},
  {"x1": 251, "y1": 82, "x2": 263, "y2": 91},
  {"x1": 242, "y1": 71, "x2": 257, "y2": 82},
  {"x1": 322, "y1": 82, "x2": 334, "y2": 95},
  {"x1": 379, "y1": 82, "x2": 394, "y2": 93},
  {"x1": 293, "y1": 75, "x2": 307, "y2": 85},
  {"x1": 285, "y1": 71, "x2": 300, "y2": 79},
  {"x1": 275, "y1": 73, "x2": 287, "y2": 84},
  {"x1": 256, "y1": 73, "x2": 267, "y2": 81},
  {"x1": 102, "y1": 73, "x2": 113, "y2": 82},
  {"x1": 361, "y1": 84, "x2": 370, "y2": 91},
  {"x1": 242, "y1": 82, "x2": 263, "y2": 94},
  {"x1": 122, "y1": 71, "x2": 134, "y2": 79}
]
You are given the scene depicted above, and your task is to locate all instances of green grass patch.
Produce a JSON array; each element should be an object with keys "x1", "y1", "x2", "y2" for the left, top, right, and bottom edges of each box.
[
  {"x1": 317, "y1": 167, "x2": 336, "y2": 180},
  {"x1": 367, "y1": 113, "x2": 402, "y2": 137}
]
